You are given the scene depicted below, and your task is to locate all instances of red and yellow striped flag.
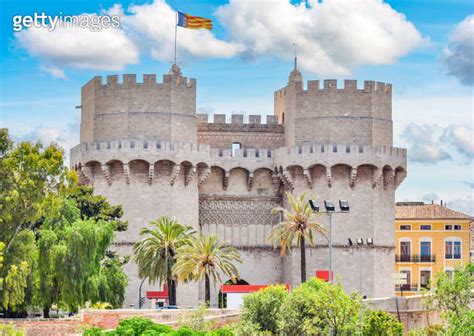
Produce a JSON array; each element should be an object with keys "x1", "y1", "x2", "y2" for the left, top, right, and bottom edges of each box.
[{"x1": 177, "y1": 11, "x2": 212, "y2": 30}]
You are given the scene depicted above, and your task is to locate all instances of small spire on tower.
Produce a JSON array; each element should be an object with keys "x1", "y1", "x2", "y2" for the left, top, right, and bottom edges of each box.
[
  {"x1": 289, "y1": 42, "x2": 302, "y2": 83},
  {"x1": 293, "y1": 43, "x2": 298, "y2": 69}
]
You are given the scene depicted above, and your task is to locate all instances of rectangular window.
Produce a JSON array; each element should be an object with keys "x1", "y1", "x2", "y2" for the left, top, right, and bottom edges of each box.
[
  {"x1": 445, "y1": 241, "x2": 462, "y2": 259},
  {"x1": 420, "y1": 241, "x2": 431, "y2": 261},
  {"x1": 454, "y1": 225, "x2": 462, "y2": 230},
  {"x1": 400, "y1": 225, "x2": 411, "y2": 230},
  {"x1": 420, "y1": 225, "x2": 431, "y2": 230},
  {"x1": 453, "y1": 241, "x2": 461, "y2": 259},
  {"x1": 445, "y1": 225, "x2": 453, "y2": 230},
  {"x1": 400, "y1": 270, "x2": 411, "y2": 291},
  {"x1": 420, "y1": 270, "x2": 431, "y2": 289},
  {"x1": 400, "y1": 241, "x2": 411, "y2": 261}
]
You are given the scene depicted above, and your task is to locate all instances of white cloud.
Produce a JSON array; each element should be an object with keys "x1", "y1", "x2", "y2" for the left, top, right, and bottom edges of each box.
[
  {"x1": 401, "y1": 123, "x2": 451, "y2": 164},
  {"x1": 40, "y1": 65, "x2": 67, "y2": 79},
  {"x1": 216, "y1": 0, "x2": 425, "y2": 75},
  {"x1": 123, "y1": 1, "x2": 244, "y2": 61},
  {"x1": 16, "y1": 14, "x2": 139, "y2": 74},
  {"x1": 447, "y1": 195, "x2": 474, "y2": 216},
  {"x1": 441, "y1": 15, "x2": 474, "y2": 86},
  {"x1": 442, "y1": 125, "x2": 474, "y2": 159},
  {"x1": 12, "y1": 122, "x2": 80, "y2": 164},
  {"x1": 15, "y1": 0, "x2": 424, "y2": 77}
]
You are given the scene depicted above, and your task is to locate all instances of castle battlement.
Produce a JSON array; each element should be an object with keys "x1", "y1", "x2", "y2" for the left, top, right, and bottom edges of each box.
[
  {"x1": 274, "y1": 79, "x2": 391, "y2": 97},
  {"x1": 84, "y1": 73, "x2": 196, "y2": 89},
  {"x1": 197, "y1": 114, "x2": 279, "y2": 125}
]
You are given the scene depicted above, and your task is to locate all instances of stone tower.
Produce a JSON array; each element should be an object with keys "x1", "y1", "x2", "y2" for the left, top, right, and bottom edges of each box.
[{"x1": 71, "y1": 63, "x2": 407, "y2": 307}]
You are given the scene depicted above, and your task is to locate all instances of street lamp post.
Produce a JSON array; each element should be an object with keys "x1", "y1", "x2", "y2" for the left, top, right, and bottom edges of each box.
[{"x1": 309, "y1": 199, "x2": 349, "y2": 283}]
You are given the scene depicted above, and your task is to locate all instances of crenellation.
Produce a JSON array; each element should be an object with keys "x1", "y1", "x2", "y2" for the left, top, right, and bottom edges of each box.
[
  {"x1": 106, "y1": 75, "x2": 119, "y2": 85},
  {"x1": 231, "y1": 114, "x2": 244, "y2": 124},
  {"x1": 213, "y1": 114, "x2": 226, "y2": 123},
  {"x1": 307, "y1": 80, "x2": 320, "y2": 91},
  {"x1": 324, "y1": 79, "x2": 337, "y2": 90},
  {"x1": 123, "y1": 74, "x2": 136, "y2": 84},
  {"x1": 266, "y1": 115, "x2": 278, "y2": 125},
  {"x1": 364, "y1": 80, "x2": 375, "y2": 92},
  {"x1": 249, "y1": 115, "x2": 261, "y2": 124},
  {"x1": 344, "y1": 79, "x2": 357, "y2": 91},
  {"x1": 143, "y1": 74, "x2": 157, "y2": 84}
]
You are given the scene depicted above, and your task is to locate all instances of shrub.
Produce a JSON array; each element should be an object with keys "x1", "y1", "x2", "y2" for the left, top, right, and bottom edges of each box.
[
  {"x1": 232, "y1": 320, "x2": 271, "y2": 336},
  {"x1": 113, "y1": 317, "x2": 173, "y2": 335},
  {"x1": 241, "y1": 285, "x2": 288, "y2": 334},
  {"x1": 363, "y1": 310, "x2": 403, "y2": 336},
  {"x1": 278, "y1": 278, "x2": 361, "y2": 336},
  {"x1": 0, "y1": 323, "x2": 25, "y2": 336},
  {"x1": 82, "y1": 327, "x2": 105, "y2": 336},
  {"x1": 277, "y1": 278, "x2": 325, "y2": 335},
  {"x1": 178, "y1": 303, "x2": 214, "y2": 332}
]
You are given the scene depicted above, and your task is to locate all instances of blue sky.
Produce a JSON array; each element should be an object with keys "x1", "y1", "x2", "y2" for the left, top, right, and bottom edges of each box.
[{"x1": 0, "y1": 0, "x2": 473, "y2": 214}]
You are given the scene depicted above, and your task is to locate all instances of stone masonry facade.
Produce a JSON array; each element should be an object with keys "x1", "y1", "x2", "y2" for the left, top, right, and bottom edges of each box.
[{"x1": 70, "y1": 63, "x2": 407, "y2": 307}]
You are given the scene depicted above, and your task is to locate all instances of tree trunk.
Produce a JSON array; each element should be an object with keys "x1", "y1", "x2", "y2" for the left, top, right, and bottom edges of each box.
[
  {"x1": 43, "y1": 306, "x2": 50, "y2": 318},
  {"x1": 205, "y1": 274, "x2": 210, "y2": 307},
  {"x1": 301, "y1": 235, "x2": 306, "y2": 283},
  {"x1": 168, "y1": 279, "x2": 177, "y2": 306}
]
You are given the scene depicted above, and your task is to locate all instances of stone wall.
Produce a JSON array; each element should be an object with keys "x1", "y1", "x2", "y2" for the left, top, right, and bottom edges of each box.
[
  {"x1": 197, "y1": 114, "x2": 284, "y2": 149},
  {"x1": 80, "y1": 68, "x2": 196, "y2": 144}
]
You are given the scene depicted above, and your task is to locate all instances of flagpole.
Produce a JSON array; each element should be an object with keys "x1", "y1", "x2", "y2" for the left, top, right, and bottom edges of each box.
[{"x1": 174, "y1": 11, "x2": 178, "y2": 65}]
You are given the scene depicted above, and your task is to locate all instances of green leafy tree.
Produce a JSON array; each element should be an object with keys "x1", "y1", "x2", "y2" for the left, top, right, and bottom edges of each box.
[
  {"x1": 173, "y1": 234, "x2": 242, "y2": 306},
  {"x1": 67, "y1": 185, "x2": 128, "y2": 232},
  {"x1": 241, "y1": 285, "x2": 288, "y2": 334},
  {"x1": 134, "y1": 217, "x2": 193, "y2": 306},
  {"x1": 268, "y1": 192, "x2": 325, "y2": 283},
  {"x1": 0, "y1": 132, "x2": 65, "y2": 254},
  {"x1": 425, "y1": 263, "x2": 473, "y2": 335},
  {"x1": 0, "y1": 242, "x2": 4, "y2": 287},
  {"x1": 278, "y1": 278, "x2": 360, "y2": 336},
  {"x1": 363, "y1": 310, "x2": 403, "y2": 336},
  {"x1": 2, "y1": 262, "x2": 29, "y2": 311},
  {"x1": 94, "y1": 252, "x2": 128, "y2": 308}
]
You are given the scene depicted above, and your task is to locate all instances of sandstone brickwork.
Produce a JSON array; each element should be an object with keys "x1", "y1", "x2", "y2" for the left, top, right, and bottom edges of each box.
[{"x1": 71, "y1": 63, "x2": 407, "y2": 307}]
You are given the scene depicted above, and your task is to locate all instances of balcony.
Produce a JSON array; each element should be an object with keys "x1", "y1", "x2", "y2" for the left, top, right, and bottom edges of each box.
[
  {"x1": 395, "y1": 284, "x2": 419, "y2": 292},
  {"x1": 395, "y1": 254, "x2": 436, "y2": 263}
]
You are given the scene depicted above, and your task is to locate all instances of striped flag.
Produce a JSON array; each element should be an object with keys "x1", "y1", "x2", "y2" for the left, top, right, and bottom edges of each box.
[{"x1": 177, "y1": 11, "x2": 212, "y2": 30}]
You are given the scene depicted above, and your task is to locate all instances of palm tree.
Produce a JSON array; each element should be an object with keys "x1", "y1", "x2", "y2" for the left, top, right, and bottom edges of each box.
[
  {"x1": 133, "y1": 217, "x2": 193, "y2": 306},
  {"x1": 173, "y1": 234, "x2": 242, "y2": 306},
  {"x1": 268, "y1": 192, "x2": 326, "y2": 283}
]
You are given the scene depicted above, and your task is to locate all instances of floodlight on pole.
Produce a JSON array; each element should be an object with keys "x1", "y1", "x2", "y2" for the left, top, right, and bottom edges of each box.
[
  {"x1": 309, "y1": 199, "x2": 319, "y2": 212},
  {"x1": 339, "y1": 200, "x2": 350, "y2": 212},
  {"x1": 324, "y1": 200, "x2": 335, "y2": 212}
]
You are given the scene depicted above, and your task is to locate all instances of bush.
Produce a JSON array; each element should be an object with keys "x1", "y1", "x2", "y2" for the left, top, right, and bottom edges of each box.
[
  {"x1": 241, "y1": 285, "x2": 288, "y2": 334},
  {"x1": 277, "y1": 278, "x2": 325, "y2": 335},
  {"x1": 232, "y1": 321, "x2": 271, "y2": 336},
  {"x1": 363, "y1": 310, "x2": 403, "y2": 336},
  {"x1": 0, "y1": 323, "x2": 25, "y2": 336},
  {"x1": 278, "y1": 278, "x2": 361, "y2": 336},
  {"x1": 178, "y1": 303, "x2": 214, "y2": 332},
  {"x1": 82, "y1": 317, "x2": 235, "y2": 335}
]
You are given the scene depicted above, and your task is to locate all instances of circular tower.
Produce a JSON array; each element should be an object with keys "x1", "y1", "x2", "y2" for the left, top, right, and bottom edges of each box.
[{"x1": 71, "y1": 65, "x2": 202, "y2": 307}]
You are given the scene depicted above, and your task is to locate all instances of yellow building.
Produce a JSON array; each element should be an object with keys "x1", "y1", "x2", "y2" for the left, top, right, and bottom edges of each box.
[{"x1": 395, "y1": 202, "x2": 472, "y2": 296}]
